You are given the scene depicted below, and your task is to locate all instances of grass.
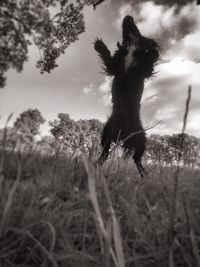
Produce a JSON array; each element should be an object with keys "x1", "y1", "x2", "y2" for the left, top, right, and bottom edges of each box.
[
  {"x1": 0, "y1": 86, "x2": 199, "y2": 267},
  {"x1": 0, "y1": 149, "x2": 200, "y2": 267}
]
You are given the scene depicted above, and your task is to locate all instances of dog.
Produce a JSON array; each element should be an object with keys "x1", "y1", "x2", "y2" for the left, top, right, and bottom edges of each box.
[{"x1": 94, "y1": 15, "x2": 160, "y2": 177}]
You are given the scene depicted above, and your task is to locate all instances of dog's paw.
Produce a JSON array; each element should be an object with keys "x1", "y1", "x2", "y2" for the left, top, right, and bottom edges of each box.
[{"x1": 94, "y1": 38, "x2": 106, "y2": 52}]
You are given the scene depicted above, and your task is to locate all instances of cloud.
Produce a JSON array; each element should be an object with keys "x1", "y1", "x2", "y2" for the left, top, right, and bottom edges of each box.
[
  {"x1": 187, "y1": 111, "x2": 200, "y2": 136},
  {"x1": 83, "y1": 82, "x2": 93, "y2": 94},
  {"x1": 114, "y1": 1, "x2": 199, "y2": 50},
  {"x1": 150, "y1": 0, "x2": 195, "y2": 6},
  {"x1": 98, "y1": 76, "x2": 112, "y2": 92},
  {"x1": 141, "y1": 57, "x2": 200, "y2": 136},
  {"x1": 158, "y1": 58, "x2": 200, "y2": 84},
  {"x1": 114, "y1": 3, "x2": 138, "y2": 31},
  {"x1": 164, "y1": 29, "x2": 200, "y2": 62},
  {"x1": 111, "y1": 0, "x2": 196, "y2": 8},
  {"x1": 98, "y1": 76, "x2": 112, "y2": 106}
]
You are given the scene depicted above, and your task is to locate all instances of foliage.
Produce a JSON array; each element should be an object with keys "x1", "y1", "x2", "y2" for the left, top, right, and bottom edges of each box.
[
  {"x1": 49, "y1": 113, "x2": 103, "y2": 153},
  {"x1": 13, "y1": 108, "x2": 45, "y2": 145},
  {"x1": 0, "y1": 0, "x2": 105, "y2": 88}
]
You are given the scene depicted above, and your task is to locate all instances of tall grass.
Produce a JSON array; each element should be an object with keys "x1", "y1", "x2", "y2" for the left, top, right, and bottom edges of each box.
[{"x1": 0, "y1": 86, "x2": 200, "y2": 267}]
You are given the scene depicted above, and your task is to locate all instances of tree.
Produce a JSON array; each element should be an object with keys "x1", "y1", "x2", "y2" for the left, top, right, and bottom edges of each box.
[
  {"x1": 0, "y1": 0, "x2": 105, "y2": 88},
  {"x1": 166, "y1": 133, "x2": 200, "y2": 167},
  {"x1": 146, "y1": 134, "x2": 200, "y2": 167},
  {"x1": 146, "y1": 134, "x2": 174, "y2": 165},
  {"x1": 49, "y1": 113, "x2": 103, "y2": 153},
  {"x1": 36, "y1": 135, "x2": 55, "y2": 154},
  {"x1": 13, "y1": 108, "x2": 45, "y2": 145},
  {"x1": 49, "y1": 113, "x2": 81, "y2": 152},
  {"x1": 77, "y1": 118, "x2": 103, "y2": 150}
]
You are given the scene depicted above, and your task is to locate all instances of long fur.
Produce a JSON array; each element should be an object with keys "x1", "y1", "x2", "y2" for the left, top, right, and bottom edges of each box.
[{"x1": 94, "y1": 15, "x2": 160, "y2": 177}]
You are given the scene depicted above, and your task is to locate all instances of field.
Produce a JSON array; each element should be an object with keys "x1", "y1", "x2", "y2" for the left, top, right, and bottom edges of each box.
[{"x1": 0, "y1": 149, "x2": 200, "y2": 267}]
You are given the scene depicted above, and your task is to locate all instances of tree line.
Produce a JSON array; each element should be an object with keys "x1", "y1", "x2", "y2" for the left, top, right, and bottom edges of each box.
[{"x1": 0, "y1": 108, "x2": 199, "y2": 167}]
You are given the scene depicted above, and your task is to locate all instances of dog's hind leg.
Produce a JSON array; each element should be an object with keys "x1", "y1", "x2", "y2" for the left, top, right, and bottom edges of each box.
[
  {"x1": 98, "y1": 140, "x2": 111, "y2": 165},
  {"x1": 133, "y1": 148, "x2": 147, "y2": 178},
  {"x1": 134, "y1": 160, "x2": 147, "y2": 178},
  {"x1": 123, "y1": 137, "x2": 147, "y2": 178},
  {"x1": 97, "y1": 122, "x2": 113, "y2": 165}
]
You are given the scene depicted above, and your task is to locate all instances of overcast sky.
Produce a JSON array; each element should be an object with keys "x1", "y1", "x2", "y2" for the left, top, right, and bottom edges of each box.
[{"x1": 0, "y1": 0, "x2": 200, "y2": 137}]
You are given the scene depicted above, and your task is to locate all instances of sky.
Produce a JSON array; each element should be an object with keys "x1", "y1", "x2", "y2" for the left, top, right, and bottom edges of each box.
[{"x1": 0, "y1": 0, "x2": 200, "y2": 137}]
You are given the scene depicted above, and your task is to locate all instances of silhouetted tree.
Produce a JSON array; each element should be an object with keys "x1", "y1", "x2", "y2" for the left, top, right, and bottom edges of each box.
[{"x1": 0, "y1": 0, "x2": 105, "y2": 87}]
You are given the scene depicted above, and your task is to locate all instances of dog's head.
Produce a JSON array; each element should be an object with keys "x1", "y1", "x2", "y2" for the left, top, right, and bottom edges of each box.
[
  {"x1": 122, "y1": 15, "x2": 141, "y2": 44},
  {"x1": 120, "y1": 15, "x2": 160, "y2": 77}
]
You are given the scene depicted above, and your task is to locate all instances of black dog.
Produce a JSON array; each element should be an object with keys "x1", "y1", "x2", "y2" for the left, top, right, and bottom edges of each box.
[{"x1": 94, "y1": 15, "x2": 159, "y2": 177}]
